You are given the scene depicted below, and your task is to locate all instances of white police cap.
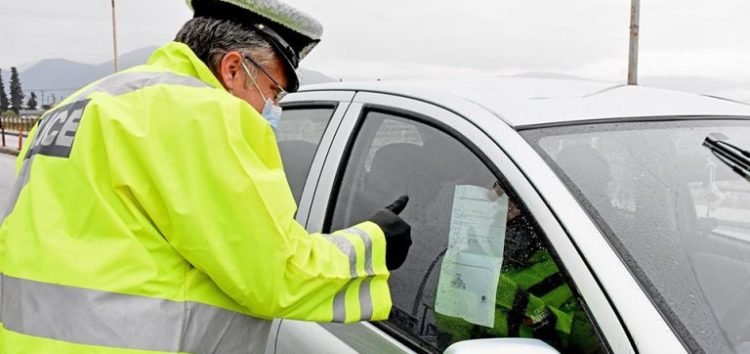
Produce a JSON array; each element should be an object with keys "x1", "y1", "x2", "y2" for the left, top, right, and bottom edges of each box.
[{"x1": 187, "y1": 0, "x2": 324, "y2": 91}]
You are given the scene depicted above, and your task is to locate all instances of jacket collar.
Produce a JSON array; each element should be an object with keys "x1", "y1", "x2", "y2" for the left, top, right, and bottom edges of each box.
[{"x1": 147, "y1": 42, "x2": 224, "y2": 90}]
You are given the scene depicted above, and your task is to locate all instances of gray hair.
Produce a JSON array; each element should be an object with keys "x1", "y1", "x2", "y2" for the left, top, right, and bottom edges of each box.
[{"x1": 175, "y1": 17, "x2": 277, "y2": 77}]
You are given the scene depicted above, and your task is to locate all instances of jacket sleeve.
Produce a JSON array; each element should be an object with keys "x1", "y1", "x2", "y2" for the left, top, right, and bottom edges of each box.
[{"x1": 111, "y1": 89, "x2": 391, "y2": 323}]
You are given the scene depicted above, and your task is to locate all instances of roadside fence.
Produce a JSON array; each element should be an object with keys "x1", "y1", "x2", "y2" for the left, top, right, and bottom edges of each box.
[{"x1": 0, "y1": 115, "x2": 37, "y2": 151}]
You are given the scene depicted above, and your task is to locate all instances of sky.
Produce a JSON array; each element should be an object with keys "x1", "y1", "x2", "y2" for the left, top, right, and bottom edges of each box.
[{"x1": 0, "y1": 0, "x2": 748, "y2": 101}]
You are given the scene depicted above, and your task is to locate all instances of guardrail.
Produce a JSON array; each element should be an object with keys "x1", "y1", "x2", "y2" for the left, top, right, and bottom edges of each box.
[{"x1": 1, "y1": 115, "x2": 37, "y2": 152}]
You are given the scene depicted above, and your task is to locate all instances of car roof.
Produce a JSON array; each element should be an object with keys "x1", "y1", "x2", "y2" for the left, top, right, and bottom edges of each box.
[{"x1": 301, "y1": 77, "x2": 750, "y2": 128}]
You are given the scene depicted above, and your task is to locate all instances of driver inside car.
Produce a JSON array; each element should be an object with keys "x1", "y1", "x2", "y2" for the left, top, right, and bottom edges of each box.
[{"x1": 434, "y1": 182, "x2": 605, "y2": 354}]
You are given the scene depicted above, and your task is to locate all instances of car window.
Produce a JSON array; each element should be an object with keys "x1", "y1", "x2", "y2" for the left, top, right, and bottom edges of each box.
[
  {"x1": 328, "y1": 110, "x2": 607, "y2": 354},
  {"x1": 524, "y1": 121, "x2": 750, "y2": 354},
  {"x1": 276, "y1": 106, "x2": 336, "y2": 204}
]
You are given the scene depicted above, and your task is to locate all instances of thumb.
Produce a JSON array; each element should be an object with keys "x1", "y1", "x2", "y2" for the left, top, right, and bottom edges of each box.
[{"x1": 385, "y1": 195, "x2": 409, "y2": 215}]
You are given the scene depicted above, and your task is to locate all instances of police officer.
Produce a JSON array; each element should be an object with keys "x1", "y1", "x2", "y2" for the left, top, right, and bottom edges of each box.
[{"x1": 0, "y1": 1, "x2": 412, "y2": 353}]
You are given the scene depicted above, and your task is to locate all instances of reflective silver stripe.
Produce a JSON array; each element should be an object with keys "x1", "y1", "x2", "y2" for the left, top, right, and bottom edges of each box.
[
  {"x1": 359, "y1": 277, "x2": 374, "y2": 321},
  {"x1": 182, "y1": 300, "x2": 270, "y2": 353},
  {"x1": 332, "y1": 280, "x2": 353, "y2": 322},
  {"x1": 72, "y1": 71, "x2": 210, "y2": 101},
  {"x1": 324, "y1": 232, "x2": 359, "y2": 322},
  {"x1": 323, "y1": 234, "x2": 357, "y2": 278},
  {"x1": 1, "y1": 275, "x2": 270, "y2": 353},
  {"x1": 327, "y1": 228, "x2": 378, "y2": 322},
  {"x1": 346, "y1": 227, "x2": 374, "y2": 276},
  {"x1": 331, "y1": 278, "x2": 375, "y2": 323},
  {"x1": 1, "y1": 156, "x2": 34, "y2": 224},
  {"x1": 0, "y1": 274, "x2": 3, "y2": 321}
]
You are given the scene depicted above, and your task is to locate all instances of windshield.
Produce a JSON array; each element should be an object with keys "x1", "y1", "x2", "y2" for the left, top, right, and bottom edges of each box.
[{"x1": 522, "y1": 119, "x2": 750, "y2": 354}]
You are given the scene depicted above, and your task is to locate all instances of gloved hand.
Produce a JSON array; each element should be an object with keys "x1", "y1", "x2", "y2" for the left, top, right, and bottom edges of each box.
[{"x1": 369, "y1": 195, "x2": 412, "y2": 270}]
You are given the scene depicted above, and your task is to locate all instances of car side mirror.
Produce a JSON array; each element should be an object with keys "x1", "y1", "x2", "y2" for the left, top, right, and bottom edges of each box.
[{"x1": 444, "y1": 338, "x2": 561, "y2": 354}]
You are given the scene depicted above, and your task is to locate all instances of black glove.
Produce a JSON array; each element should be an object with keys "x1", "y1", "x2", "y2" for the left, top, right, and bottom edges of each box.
[{"x1": 369, "y1": 195, "x2": 412, "y2": 270}]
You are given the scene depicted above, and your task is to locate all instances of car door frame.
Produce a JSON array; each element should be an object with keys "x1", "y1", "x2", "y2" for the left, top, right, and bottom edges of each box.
[
  {"x1": 278, "y1": 90, "x2": 356, "y2": 225},
  {"x1": 268, "y1": 91, "x2": 358, "y2": 354},
  {"x1": 281, "y1": 90, "x2": 636, "y2": 354}
]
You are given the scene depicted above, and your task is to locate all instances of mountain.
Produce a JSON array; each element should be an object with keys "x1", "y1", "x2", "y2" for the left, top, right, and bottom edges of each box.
[
  {"x1": 115, "y1": 47, "x2": 158, "y2": 69},
  {"x1": 19, "y1": 46, "x2": 334, "y2": 104},
  {"x1": 20, "y1": 46, "x2": 158, "y2": 101},
  {"x1": 22, "y1": 58, "x2": 113, "y2": 94}
]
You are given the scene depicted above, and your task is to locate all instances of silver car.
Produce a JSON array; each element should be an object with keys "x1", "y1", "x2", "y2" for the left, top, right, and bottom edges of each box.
[{"x1": 268, "y1": 78, "x2": 750, "y2": 354}]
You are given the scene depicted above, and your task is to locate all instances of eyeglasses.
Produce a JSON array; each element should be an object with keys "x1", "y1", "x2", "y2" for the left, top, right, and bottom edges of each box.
[{"x1": 241, "y1": 54, "x2": 287, "y2": 103}]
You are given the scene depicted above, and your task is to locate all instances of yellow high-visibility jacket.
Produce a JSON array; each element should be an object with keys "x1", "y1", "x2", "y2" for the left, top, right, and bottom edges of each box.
[{"x1": 0, "y1": 42, "x2": 391, "y2": 354}]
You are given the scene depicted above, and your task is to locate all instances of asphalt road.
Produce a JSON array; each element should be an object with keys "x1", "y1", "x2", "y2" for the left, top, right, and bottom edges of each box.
[{"x1": 0, "y1": 153, "x2": 17, "y2": 209}]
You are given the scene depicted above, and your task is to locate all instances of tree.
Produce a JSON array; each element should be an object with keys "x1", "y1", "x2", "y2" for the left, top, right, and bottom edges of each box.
[
  {"x1": 9, "y1": 67, "x2": 24, "y2": 114},
  {"x1": 27, "y1": 92, "x2": 38, "y2": 110},
  {"x1": 0, "y1": 69, "x2": 8, "y2": 112}
]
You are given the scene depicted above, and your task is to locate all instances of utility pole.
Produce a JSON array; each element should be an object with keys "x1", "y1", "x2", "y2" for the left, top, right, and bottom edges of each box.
[
  {"x1": 628, "y1": 0, "x2": 640, "y2": 85},
  {"x1": 111, "y1": 0, "x2": 119, "y2": 72}
]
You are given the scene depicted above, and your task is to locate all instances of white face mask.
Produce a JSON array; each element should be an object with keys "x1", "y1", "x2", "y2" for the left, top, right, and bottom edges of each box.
[
  {"x1": 261, "y1": 98, "x2": 283, "y2": 130},
  {"x1": 240, "y1": 59, "x2": 284, "y2": 130}
]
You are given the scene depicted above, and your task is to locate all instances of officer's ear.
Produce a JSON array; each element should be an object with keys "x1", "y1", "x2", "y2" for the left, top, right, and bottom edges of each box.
[{"x1": 216, "y1": 51, "x2": 245, "y2": 92}]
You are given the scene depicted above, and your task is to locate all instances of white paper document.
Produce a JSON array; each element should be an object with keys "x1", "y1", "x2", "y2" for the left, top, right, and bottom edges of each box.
[{"x1": 434, "y1": 184, "x2": 508, "y2": 327}]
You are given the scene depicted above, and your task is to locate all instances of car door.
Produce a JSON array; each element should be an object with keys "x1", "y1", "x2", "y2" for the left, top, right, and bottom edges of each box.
[
  {"x1": 275, "y1": 91, "x2": 355, "y2": 217},
  {"x1": 265, "y1": 91, "x2": 355, "y2": 354},
  {"x1": 276, "y1": 91, "x2": 632, "y2": 354}
]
